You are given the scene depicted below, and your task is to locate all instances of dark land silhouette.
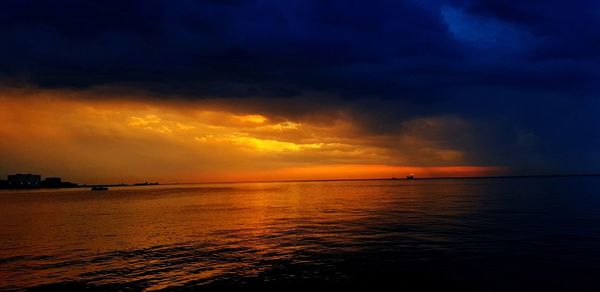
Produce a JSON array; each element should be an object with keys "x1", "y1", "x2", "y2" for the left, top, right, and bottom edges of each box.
[{"x1": 0, "y1": 173, "x2": 78, "y2": 189}]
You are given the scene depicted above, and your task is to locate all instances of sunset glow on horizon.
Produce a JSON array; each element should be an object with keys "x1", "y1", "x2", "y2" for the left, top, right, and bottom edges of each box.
[{"x1": 0, "y1": 87, "x2": 507, "y2": 184}]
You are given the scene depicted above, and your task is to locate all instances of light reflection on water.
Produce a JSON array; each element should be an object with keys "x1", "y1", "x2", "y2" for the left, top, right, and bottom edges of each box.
[{"x1": 1, "y1": 178, "x2": 600, "y2": 290}]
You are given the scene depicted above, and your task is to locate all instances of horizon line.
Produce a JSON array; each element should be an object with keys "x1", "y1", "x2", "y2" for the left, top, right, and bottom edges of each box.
[
  {"x1": 4, "y1": 173, "x2": 600, "y2": 188},
  {"x1": 157, "y1": 173, "x2": 600, "y2": 186}
]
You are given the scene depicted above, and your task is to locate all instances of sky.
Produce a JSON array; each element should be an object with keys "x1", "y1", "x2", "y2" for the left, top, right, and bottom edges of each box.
[{"x1": 0, "y1": 0, "x2": 599, "y2": 184}]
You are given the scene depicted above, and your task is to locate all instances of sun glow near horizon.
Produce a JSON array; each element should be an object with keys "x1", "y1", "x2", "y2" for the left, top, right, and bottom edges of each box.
[{"x1": 0, "y1": 87, "x2": 508, "y2": 184}]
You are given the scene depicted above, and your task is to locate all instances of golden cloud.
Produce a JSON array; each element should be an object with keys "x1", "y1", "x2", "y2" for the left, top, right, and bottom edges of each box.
[{"x1": 0, "y1": 87, "x2": 507, "y2": 183}]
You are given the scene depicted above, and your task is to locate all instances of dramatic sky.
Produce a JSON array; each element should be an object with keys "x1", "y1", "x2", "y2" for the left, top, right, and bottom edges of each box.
[{"x1": 0, "y1": 0, "x2": 599, "y2": 183}]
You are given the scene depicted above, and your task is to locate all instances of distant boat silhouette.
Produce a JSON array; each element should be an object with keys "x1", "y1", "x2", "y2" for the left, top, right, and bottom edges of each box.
[
  {"x1": 91, "y1": 186, "x2": 109, "y2": 191},
  {"x1": 406, "y1": 174, "x2": 415, "y2": 180}
]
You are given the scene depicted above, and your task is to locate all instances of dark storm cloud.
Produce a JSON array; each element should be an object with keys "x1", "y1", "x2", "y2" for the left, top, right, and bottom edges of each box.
[
  {"x1": 0, "y1": 0, "x2": 599, "y2": 173},
  {"x1": 0, "y1": 0, "x2": 458, "y2": 95}
]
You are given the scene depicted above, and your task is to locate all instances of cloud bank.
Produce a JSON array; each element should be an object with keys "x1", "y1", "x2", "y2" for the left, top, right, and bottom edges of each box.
[{"x1": 0, "y1": 0, "x2": 599, "y2": 180}]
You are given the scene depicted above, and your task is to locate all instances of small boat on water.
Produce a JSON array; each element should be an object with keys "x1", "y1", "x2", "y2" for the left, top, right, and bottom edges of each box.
[
  {"x1": 406, "y1": 174, "x2": 415, "y2": 180},
  {"x1": 91, "y1": 186, "x2": 109, "y2": 191}
]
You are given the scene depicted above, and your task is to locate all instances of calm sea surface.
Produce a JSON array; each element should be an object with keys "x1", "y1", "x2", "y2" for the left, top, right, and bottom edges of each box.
[{"x1": 1, "y1": 177, "x2": 600, "y2": 291}]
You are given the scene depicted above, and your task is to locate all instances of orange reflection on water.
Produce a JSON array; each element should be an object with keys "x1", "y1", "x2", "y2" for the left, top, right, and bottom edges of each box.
[{"x1": 0, "y1": 180, "x2": 484, "y2": 289}]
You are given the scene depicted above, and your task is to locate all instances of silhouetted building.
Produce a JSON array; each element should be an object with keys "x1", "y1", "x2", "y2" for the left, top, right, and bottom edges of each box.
[
  {"x1": 8, "y1": 173, "x2": 41, "y2": 186},
  {"x1": 44, "y1": 177, "x2": 62, "y2": 184},
  {"x1": 1, "y1": 174, "x2": 78, "y2": 189},
  {"x1": 41, "y1": 177, "x2": 64, "y2": 187}
]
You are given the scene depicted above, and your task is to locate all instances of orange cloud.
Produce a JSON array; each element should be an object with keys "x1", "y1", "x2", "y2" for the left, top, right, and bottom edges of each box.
[{"x1": 0, "y1": 87, "x2": 508, "y2": 184}]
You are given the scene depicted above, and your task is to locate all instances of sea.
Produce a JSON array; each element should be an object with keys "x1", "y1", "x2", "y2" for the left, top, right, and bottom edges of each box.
[{"x1": 1, "y1": 177, "x2": 600, "y2": 291}]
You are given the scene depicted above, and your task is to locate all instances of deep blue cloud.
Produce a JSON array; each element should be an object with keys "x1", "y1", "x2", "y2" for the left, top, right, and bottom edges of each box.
[{"x1": 0, "y1": 0, "x2": 598, "y2": 173}]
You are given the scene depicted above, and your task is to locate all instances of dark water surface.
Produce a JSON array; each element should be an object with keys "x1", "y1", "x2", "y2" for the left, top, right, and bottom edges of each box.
[{"x1": 1, "y1": 177, "x2": 600, "y2": 291}]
